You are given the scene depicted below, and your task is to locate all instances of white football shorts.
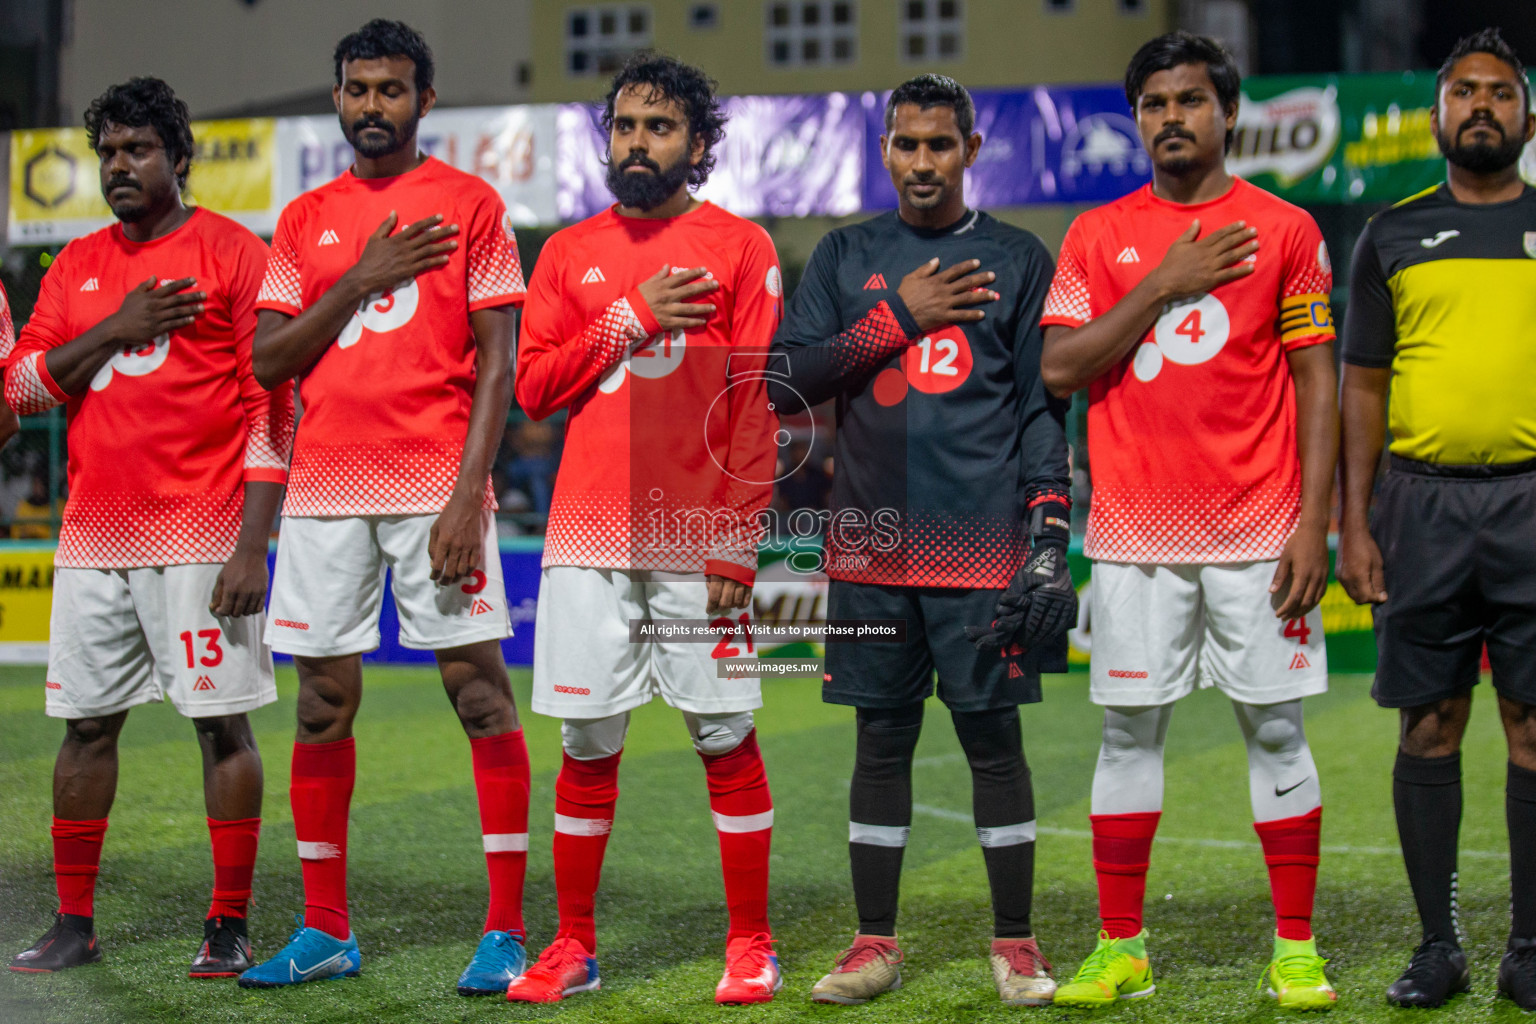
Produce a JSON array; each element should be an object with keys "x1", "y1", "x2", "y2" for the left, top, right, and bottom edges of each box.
[
  {"x1": 45, "y1": 563, "x2": 277, "y2": 719},
  {"x1": 1087, "y1": 559, "x2": 1327, "y2": 707},
  {"x1": 266, "y1": 513, "x2": 511, "y2": 657},
  {"x1": 532, "y1": 566, "x2": 762, "y2": 719}
]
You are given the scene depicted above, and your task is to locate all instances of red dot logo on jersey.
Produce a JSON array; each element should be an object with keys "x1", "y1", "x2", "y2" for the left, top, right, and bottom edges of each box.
[{"x1": 873, "y1": 325, "x2": 973, "y2": 406}]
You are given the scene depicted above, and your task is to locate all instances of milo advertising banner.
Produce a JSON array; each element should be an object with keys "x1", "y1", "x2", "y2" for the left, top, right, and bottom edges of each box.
[{"x1": 1231, "y1": 71, "x2": 1536, "y2": 203}]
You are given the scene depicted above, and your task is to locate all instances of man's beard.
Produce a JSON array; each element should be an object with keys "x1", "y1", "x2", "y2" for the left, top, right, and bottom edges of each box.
[
  {"x1": 343, "y1": 113, "x2": 416, "y2": 159},
  {"x1": 606, "y1": 152, "x2": 692, "y2": 210},
  {"x1": 1438, "y1": 117, "x2": 1525, "y2": 174}
]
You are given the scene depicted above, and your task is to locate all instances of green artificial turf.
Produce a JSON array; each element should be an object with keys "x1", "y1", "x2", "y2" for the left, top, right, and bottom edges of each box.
[{"x1": 0, "y1": 666, "x2": 1527, "y2": 1022}]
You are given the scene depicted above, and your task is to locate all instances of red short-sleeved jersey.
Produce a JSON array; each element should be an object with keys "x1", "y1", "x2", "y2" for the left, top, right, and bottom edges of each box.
[
  {"x1": 4, "y1": 208, "x2": 295, "y2": 569},
  {"x1": 516, "y1": 202, "x2": 781, "y2": 584},
  {"x1": 257, "y1": 157, "x2": 525, "y2": 517},
  {"x1": 1042, "y1": 179, "x2": 1335, "y2": 564},
  {"x1": 0, "y1": 282, "x2": 13, "y2": 360}
]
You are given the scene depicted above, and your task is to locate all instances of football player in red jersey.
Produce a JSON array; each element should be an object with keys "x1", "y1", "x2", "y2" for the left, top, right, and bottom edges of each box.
[
  {"x1": 0, "y1": 284, "x2": 19, "y2": 448},
  {"x1": 6, "y1": 78, "x2": 292, "y2": 979},
  {"x1": 1041, "y1": 33, "x2": 1340, "y2": 1010},
  {"x1": 237, "y1": 21, "x2": 531, "y2": 994},
  {"x1": 508, "y1": 54, "x2": 782, "y2": 1005}
]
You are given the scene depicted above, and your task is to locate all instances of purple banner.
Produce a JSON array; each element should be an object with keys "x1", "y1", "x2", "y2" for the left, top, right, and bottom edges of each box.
[
  {"x1": 861, "y1": 85, "x2": 1151, "y2": 210},
  {"x1": 557, "y1": 92, "x2": 864, "y2": 222}
]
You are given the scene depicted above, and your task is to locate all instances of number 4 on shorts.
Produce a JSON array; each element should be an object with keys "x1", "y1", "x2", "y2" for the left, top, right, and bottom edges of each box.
[{"x1": 1283, "y1": 619, "x2": 1311, "y2": 645}]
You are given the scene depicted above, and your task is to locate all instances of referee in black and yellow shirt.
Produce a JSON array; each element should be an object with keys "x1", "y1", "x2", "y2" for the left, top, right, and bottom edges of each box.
[{"x1": 1339, "y1": 27, "x2": 1536, "y2": 1012}]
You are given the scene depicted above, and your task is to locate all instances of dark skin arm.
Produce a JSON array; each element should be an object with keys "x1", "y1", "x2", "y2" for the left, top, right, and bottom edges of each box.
[
  {"x1": 429, "y1": 305, "x2": 516, "y2": 582},
  {"x1": 0, "y1": 403, "x2": 18, "y2": 448},
  {"x1": 45, "y1": 277, "x2": 205, "y2": 395},
  {"x1": 252, "y1": 213, "x2": 460, "y2": 388},
  {"x1": 1041, "y1": 221, "x2": 1258, "y2": 397},
  {"x1": 1335, "y1": 363, "x2": 1391, "y2": 604},
  {"x1": 1271, "y1": 343, "x2": 1338, "y2": 619},
  {"x1": 210, "y1": 480, "x2": 283, "y2": 617}
]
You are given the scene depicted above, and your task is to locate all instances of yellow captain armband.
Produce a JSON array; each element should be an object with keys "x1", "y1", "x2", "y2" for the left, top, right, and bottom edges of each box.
[{"x1": 1279, "y1": 293, "x2": 1335, "y2": 344}]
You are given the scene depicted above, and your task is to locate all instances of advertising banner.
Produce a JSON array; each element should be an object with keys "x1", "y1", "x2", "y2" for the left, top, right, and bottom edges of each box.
[
  {"x1": 274, "y1": 105, "x2": 560, "y2": 225},
  {"x1": 862, "y1": 85, "x2": 1155, "y2": 210},
  {"x1": 557, "y1": 91, "x2": 865, "y2": 222},
  {"x1": 8, "y1": 119, "x2": 276, "y2": 244},
  {"x1": 0, "y1": 538, "x2": 1379, "y2": 673}
]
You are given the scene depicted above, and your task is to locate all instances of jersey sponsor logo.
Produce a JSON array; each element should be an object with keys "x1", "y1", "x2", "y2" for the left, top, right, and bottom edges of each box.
[
  {"x1": 1317, "y1": 240, "x2": 1332, "y2": 275},
  {"x1": 469, "y1": 598, "x2": 494, "y2": 616},
  {"x1": 45, "y1": 681, "x2": 62, "y2": 690},
  {"x1": 90, "y1": 333, "x2": 171, "y2": 392},
  {"x1": 863, "y1": 273, "x2": 887, "y2": 290},
  {"x1": 1106, "y1": 669, "x2": 1149, "y2": 679},
  {"x1": 1524, "y1": 232, "x2": 1536, "y2": 260},
  {"x1": 1133, "y1": 293, "x2": 1231, "y2": 383},
  {"x1": 765, "y1": 265, "x2": 782, "y2": 298},
  {"x1": 597, "y1": 327, "x2": 687, "y2": 394},
  {"x1": 1116, "y1": 246, "x2": 1140, "y2": 264},
  {"x1": 317, "y1": 229, "x2": 341, "y2": 246},
  {"x1": 193, "y1": 675, "x2": 216, "y2": 691},
  {"x1": 79, "y1": 278, "x2": 99, "y2": 292},
  {"x1": 461, "y1": 569, "x2": 488, "y2": 594},
  {"x1": 273, "y1": 618, "x2": 310, "y2": 630},
  {"x1": 553, "y1": 684, "x2": 592, "y2": 695},
  {"x1": 581, "y1": 266, "x2": 606, "y2": 284},
  {"x1": 337, "y1": 279, "x2": 419, "y2": 349},
  {"x1": 1289, "y1": 651, "x2": 1311, "y2": 670},
  {"x1": 1420, "y1": 229, "x2": 1460, "y2": 249}
]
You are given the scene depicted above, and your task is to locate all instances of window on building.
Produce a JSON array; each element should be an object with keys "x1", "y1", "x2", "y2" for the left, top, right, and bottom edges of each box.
[
  {"x1": 1117, "y1": 0, "x2": 1146, "y2": 13},
  {"x1": 566, "y1": 5, "x2": 652, "y2": 77},
  {"x1": 900, "y1": 0, "x2": 963, "y2": 62},
  {"x1": 1044, "y1": 0, "x2": 1074, "y2": 12},
  {"x1": 689, "y1": 3, "x2": 719, "y2": 28},
  {"x1": 765, "y1": 1, "x2": 858, "y2": 68}
]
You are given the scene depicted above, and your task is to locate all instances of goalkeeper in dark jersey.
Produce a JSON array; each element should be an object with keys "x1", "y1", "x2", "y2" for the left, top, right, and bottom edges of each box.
[{"x1": 768, "y1": 74, "x2": 1073, "y2": 1007}]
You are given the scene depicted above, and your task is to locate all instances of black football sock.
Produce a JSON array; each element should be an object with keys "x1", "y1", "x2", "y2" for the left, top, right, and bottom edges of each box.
[
  {"x1": 1394, "y1": 751, "x2": 1462, "y2": 945},
  {"x1": 849, "y1": 702, "x2": 924, "y2": 936},
  {"x1": 954, "y1": 706, "x2": 1035, "y2": 939},
  {"x1": 1507, "y1": 762, "x2": 1536, "y2": 942}
]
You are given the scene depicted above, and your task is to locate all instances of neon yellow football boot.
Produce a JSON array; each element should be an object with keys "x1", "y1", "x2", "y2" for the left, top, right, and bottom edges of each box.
[{"x1": 1052, "y1": 930, "x2": 1155, "y2": 1008}]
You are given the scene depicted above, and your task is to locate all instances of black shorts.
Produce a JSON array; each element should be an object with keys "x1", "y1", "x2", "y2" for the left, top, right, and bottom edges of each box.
[
  {"x1": 1371, "y1": 455, "x2": 1536, "y2": 708},
  {"x1": 821, "y1": 578, "x2": 1066, "y2": 712}
]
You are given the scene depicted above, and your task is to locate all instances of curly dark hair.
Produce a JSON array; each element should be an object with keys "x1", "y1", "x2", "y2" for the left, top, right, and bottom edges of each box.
[
  {"x1": 885, "y1": 74, "x2": 975, "y2": 137},
  {"x1": 1124, "y1": 31, "x2": 1242, "y2": 152},
  {"x1": 1438, "y1": 27, "x2": 1530, "y2": 111},
  {"x1": 600, "y1": 52, "x2": 726, "y2": 188},
  {"x1": 84, "y1": 77, "x2": 194, "y2": 189},
  {"x1": 334, "y1": 18, "x2": 435, "y2": 94}
]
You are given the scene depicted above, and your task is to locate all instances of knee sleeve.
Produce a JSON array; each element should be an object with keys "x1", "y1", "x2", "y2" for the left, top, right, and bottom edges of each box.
[
  {"x1": 1090, "y1": 704, "x2": 1172, "y2": 815},
  {"x1": 952, "y1": 706, "x2": 1034, "y2": 844},
  {"x1": 561, "y1": 712, "x2": 631, "y2": 760},
  {"x1": 682, "y1": 711, "x2": 755, "y2": 756},
  {"x1": 1235, "y1": 699, "x2": 1320, "y2": 820},
  {"x1": 850, "y1": 702, "x2": 924, "y2": 841}
]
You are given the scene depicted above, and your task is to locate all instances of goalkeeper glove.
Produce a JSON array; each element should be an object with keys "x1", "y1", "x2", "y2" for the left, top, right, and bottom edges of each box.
[{"x1": 965, "y1": 497, "x2": 1076, "y2": 652}]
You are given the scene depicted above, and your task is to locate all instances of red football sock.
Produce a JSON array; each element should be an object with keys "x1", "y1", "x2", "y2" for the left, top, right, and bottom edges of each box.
[
  {"x1": 552, "y1": 750, "x2": 621, "y2": 952},
  {"x1": 53, "y1": 817, "x2": 108, "y2": 918},
  {"x1": 1254, "y1": 805, "x2": 1322, "y2": 941},
  {"x1": 207, "y1": 816, "x2": 261, "y2": 919},
  {"x1": 470, "y1": 730, "x2": 530, "y2": 938},
  {"x1": 700, "y1": 729, "x2": 774, "y2": 940},
  {"x1": 1091, "y1": 811, "x2": 1161, "y2": 938},
  {"x1": 291, "y1": 738, "x2": 355, "y2": 940}
]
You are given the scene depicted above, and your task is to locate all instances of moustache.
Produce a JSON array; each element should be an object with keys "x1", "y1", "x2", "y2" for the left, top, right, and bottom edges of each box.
[
  {"x1": 618, "y1": 154, "x2": 661, "y2": 173},
  {"x1": 1155, "y1": 127, "x2": 1197, "y2": 146},
  {"x1": 105, "y1": 178, "x2": 139, "y2": 192},
  {"x1": 351, "y1": 117, "x2": 397, "y2": 136},
  {"x1": 904, "y1": 174, "x2": 941, "y2": 186},
  {"x1": 1458, "y1": 116, "x2": 1503, "y2": 138}
]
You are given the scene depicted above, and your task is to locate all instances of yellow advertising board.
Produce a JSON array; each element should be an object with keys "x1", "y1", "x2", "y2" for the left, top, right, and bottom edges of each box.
[
  {"x1": 0, "y1": 547, "x2": 54, "y2": 663},
  {"x1": 8, "y1": 119, "x2": 275, "y2": 245}
]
